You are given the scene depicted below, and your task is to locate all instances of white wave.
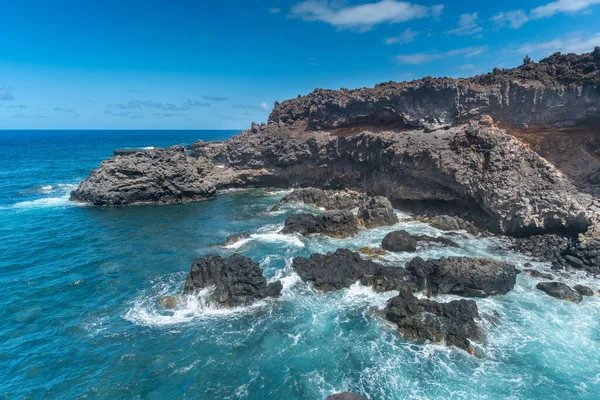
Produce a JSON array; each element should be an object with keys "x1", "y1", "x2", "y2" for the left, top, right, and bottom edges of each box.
[
  {"x1": 142, "y1": 146, "x2": 155, "y2": 150},
  {"x1": 40, "y1": 185, "x2": 53, "y2": 192},
  {"x1": 9, "y1": 182, "x2": 81, "y2": 210},
  {"x1": 224, "y1": 231, "x2": 305, "y2": 250}
]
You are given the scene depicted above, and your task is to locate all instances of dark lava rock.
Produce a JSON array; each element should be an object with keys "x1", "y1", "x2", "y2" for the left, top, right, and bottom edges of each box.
[
  {"x1": 280, "y1": 187, "x2": 366, "y2": 210},
  {"x1": 327, "y1": 393, "x2": 367, "y2": 400},
  {"x1": 291, "y1": 248, "x2": 410, "y2": 292},
  {"x1": 429, "y1": 215, "x2": 461, "y2": 231},
  {"x1": 183, "y1": 254, "x2": 282, "y2": 307},
  {"x1": 565, "y1": 255, "x2": 585, "y2": 268},
  {"x1": 158, "y1": 296, "x2": 178, "y2": 309},
  {"x1": 268, "y1": 204, "x2": 280, "y2": 212},
  {"x1": 222, "y1": 233, "x2": 251, "y2": 246},
  {"x1": 381, "y1": 230, "x2": 459, "y2": 252},
  {"x1": 536, "y1": 282, "x2": 583, "y2": 303},
  {"x1": 573, "y1": 284, "x2": 594, "y2": 296},
  {"x1": 406, "y1": 257, "x2": 519, "y2": 297},
  {"x1": 357, "y1": 196, "x2": 398, "y2": 228},
  {"x1": 523, "y1": 269, "x2": 554, "y2": 280},
  {"x1": 382, "y1": 230, "x2": 417, "y2": 252},
  {"x1": 280, "y1": 211, "x2": 358, "y2": 238},
  {"x1": 385, "y1": 288, "x2": 482, "y2": 353}
]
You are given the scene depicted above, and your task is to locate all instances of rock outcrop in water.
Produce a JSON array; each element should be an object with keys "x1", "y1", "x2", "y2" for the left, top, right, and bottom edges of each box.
[
  {"x1": 291, "y1": 248, "x2": 411, "y2": 292},
  {"x1": 327, "y1": 393, "x2": 367, "y2": 400},
  {"x1": 385, "y1": 288, "x2": 482, "y2": 353},
  {"x1": 406, "y1": 257, "x2": 519, "y2": 297},
  {"x1": 71, "y1": 49, "x2": 600, "y2": 243},
  {"x1": 536, "y1": 281, "x2": 583, "y2": 303},
  {"x1": 381, "y1": 230, "x2": 459, "y2": 252},
  {"x1": 280, "y1": 188, "x2": 366, "y2": 210},
  {"x1": 280, "y1": 211, "x2": 359, "y2": 238},
  {"x1": 183, "y1": 254, "x2": 282, "y2": 307}
]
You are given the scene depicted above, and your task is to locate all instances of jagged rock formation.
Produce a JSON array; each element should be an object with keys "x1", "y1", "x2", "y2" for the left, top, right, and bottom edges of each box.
[
  {"x1": 183, "y1": 254, "x2": 282, "y2": 307},
  {"x1": 406, "y1": 256, "x2": 519, "y2": 297},
  {"x1": 357, "y1": 196, "x2": 398, "y2": 228},
  {"x1": 384, "y1": 288, "x2": 482, "y2": 353},
  {"x1": 291, "y1": 248, "x2": 411, "y2": 292},
  {"x1": 280, "y1": 187, "x2": 366, "y2": 210},
  {"x1": 381, "y1": 230, "x2": 458, "y2": 252},
  {"x1": 269, "y1": 48, "x2": 600, "y2": 131},
  {"x1": 71, "y1": 49, "x2": 600, "y2": 242},
  {"x1": 280, "y1": 211, "x2": 359, "y2": 238}
]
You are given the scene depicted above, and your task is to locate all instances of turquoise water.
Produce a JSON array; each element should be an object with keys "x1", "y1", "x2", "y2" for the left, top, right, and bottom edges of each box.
[{"x1": 1, "y1": 130, "x2": 599, "y2": 400}]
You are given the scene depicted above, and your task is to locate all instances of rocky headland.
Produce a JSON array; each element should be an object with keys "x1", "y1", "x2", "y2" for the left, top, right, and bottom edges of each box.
[{"x1": 74, "y1": 49, "x2": 600, "y2": 351}]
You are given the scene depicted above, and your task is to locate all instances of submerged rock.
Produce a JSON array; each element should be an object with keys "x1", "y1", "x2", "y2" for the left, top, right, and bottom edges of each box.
[
  {"x1": 222, "y1": 233, "x2": 251, "y2": 246},
  {"x1": 523, "y1": 269, "x2": 555, "y2": 280},
  {"x1": 291, "y1": 248, "x2": 410, "y2": 292},
  {"x1": 280, "y1": 187, "x2": 366, "y2": 210},
  {"x1": 327, "y1": 393, "x2": 367, "y2": 400},
  {"x1": 357, "y1": 196, "x2": 398, "y2": 228},
  {"x1": 573, "y1": 284, "x2": 594, "y2": 296},
  {"x1": 183, "y1": 254, "x2": 282, "y2": 307},
  {"x1": 385, "y1": 289, "x2": 482, "y2": 353},
  {"x1": 280, "y1": 211, "x2": 358, "y2": 238},
  {"x1": 158, "y1": 296, "x2": 178, "y2": 309},
  {"x1": 536, "y1": 282, "x2": 583, "y2": 303},
  {"x1": 381, "y1": 230, "x2": 459, "y2": 252},
  {"x1": 406, "y1": 257, "x2": 519, "y2": 297}
]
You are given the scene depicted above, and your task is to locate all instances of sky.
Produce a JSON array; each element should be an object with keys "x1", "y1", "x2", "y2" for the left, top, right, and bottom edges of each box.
[{"x1": 1, "y1": 0, "x2": 599, "y2": 130}]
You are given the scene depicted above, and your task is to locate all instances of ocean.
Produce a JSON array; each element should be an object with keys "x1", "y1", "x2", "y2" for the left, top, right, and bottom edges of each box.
[{"x1": 0, "y1": 130, "x2": 599, "y2": 400}]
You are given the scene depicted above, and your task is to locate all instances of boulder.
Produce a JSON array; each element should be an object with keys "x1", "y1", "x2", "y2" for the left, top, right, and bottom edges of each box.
[
  {"x1": 381, "y1": 230, "x2": 459, "y2": 252},
  {"x1": 183, "y1": 254, "x2": 282, "y2": 307},
  {"x1": 357, "y1": 196, "x2": 398, "y2": 228},
  {"x1": 536, "y1": 282, "x2": 583, "y2": 303},
  {"x1": 327, "y1": 393, "x2": 367, "y2": 400},
  {"x1": 385, "y1": 288, "x2": 482, "y2": 353},
  {"x1": 291, "y1": 248, "x2": 410, "y2": 292},
  {"x1": 280, "y1": 211, "x2": 358, "y2": 238},
  {"x1": 428, "y1": 215, "x2": 462, "y2": 231},
  {"x1": 565, "y1": 255, "x2": 585, "y2": 268},
  {"x1": 158, "y1": 296, "x2": 178, "y2": 309},
  {"x1": 280, "y1": 188, "x2": 366, "y2": 210},
  {"x1": 573, "y1": 284, "x2": 594, "y2": 296},
  {"x1": 406, "y1": 257, "x2": 519, "y2": 297},
  {"x1": 222, "y1": 233, "x2": 251, "y2": 246}
]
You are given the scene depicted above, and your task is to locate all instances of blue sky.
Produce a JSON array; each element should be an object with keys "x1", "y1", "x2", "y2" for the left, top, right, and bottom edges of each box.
[{"x1": 1, "y1": 0, "x2": 599, "y2": 130}]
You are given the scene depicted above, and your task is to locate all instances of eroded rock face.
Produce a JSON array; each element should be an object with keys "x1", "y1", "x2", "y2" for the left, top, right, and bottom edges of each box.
[
  {"x1": 183, "y1": 254, "x2": 282, "y2": 307},
  {"x1": 381, "y1": 230, "x2": 458, "y2": 252},
  {"x1": 280, "y1": 188, "x2": 366, "y2": 210},
  {"x1": 70, "y1": 146, "x2": 217, "y2": 206},
  {"x1": 536, "y1": 281, "x2": 583, "y2": 303},
  {"x1": 270, "y1": 49, "x2": 600, "y2": 131},
  {"x1": 280, "y1": 211, "x2": 358, "y2": 238},
  {"x1": 385, "y1": 289, "x2": 482, "y2": 353},
  {"x1": 406, "y1": 257, "x2": 519, "y2": 297},
  {"x1": 291, "y1": 248, "x2": 410, "y2": 292},
  {"x1": 357, "y1": 196, "x2": 398, "y2": 228}
]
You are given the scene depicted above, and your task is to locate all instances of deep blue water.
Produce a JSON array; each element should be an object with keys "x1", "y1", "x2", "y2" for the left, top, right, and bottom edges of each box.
[{"x1": 1, "y1": 130, "x2": 599, "y2": 400}]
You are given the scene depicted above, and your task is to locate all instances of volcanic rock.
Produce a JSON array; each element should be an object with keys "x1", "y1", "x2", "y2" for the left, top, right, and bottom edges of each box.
[
  {"x1": 280, "y1": 211, "x2": 358, "y2": 238},
  {"x1": 406, "y1": 257, "x2": 519, "y2": 297},
  {"x1": 385, "y1": 288, "x2": 482, "y2": 353},
  {"x1": 291, "y1": 248, "x2": 410, "y2": 292},
  {"x1": 381, "y1": 230, "x2": 459, "y2": 252},
  {"x1": 536, "y1": 282, "x2": 583, "y2": 303},
  {"x1": 183, "y1": 254, "x2": 282, "y2": 307},
  {"x1": 573, "y1": 284, "x2": 594, "y2": 296},
  {"x1": 280, "y1": 188, "x2": 366, "y2": 210},
  {"x1": 357, "y1": 196, "x2": 398, "y2": 228},
  {"x1": 523, "y1": 269, "x2": 555, "y2": 280},
  {"x1": 327, "y1": 393, "x2": 367, "y2": 400}
]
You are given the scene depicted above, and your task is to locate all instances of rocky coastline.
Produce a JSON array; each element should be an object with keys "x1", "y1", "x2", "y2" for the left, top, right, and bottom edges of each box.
[{"x1": 72, "y1": 49, "x2": 600, "y2": 353}]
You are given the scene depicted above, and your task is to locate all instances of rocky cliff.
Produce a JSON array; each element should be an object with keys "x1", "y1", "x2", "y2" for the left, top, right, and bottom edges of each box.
[{"x1": 71, "y1": 48, "x2": 600, "y2": 239}]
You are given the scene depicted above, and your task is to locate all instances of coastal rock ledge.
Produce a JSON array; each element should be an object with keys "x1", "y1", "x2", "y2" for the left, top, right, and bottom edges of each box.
[{"x1": 71, "y1": 49, "x2": 600, "y2": 240}]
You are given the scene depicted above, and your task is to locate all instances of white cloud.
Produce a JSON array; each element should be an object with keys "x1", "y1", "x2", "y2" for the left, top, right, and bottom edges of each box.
[
  {"x1": 446, "y1": 12, "x2": 483, "y2": 36},
  {"x1": 384, "y1": 28, "x2": 418, "y2": 44},
  {"x1": 395, "y1": 46, "x2": 488, "y2": 64},
  {"x1": 269, "y1": 8, "x2": 281, "y2": 14},
  {"x1": 490, "y1": 10, "x2": 529, "y2": 29},
  {"x1": 260, "y1": 102, "x2": 270, "y2": 111},
  {"x1": 518, "y1": 32, "x2": 600, "y2": 55},
  {"x1": 531, "y1": 0, "x2": 600, "y2": 19},
  {"x1": 291, "y1": 0, "x2": 444, "y2": 32},
  {"x1": 0, "y1": 87, "x2": 15, "y2": 101}
]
